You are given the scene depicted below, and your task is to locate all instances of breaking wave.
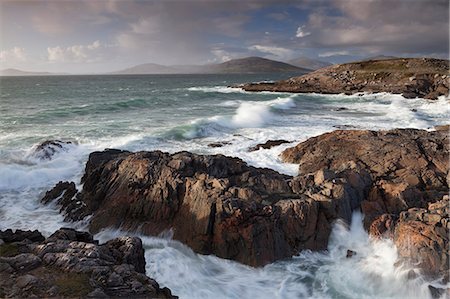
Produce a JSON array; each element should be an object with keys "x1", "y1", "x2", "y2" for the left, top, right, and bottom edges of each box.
[
  {"x1": 94, "y1": 213, "x2": 446, "y2": 299},
  {"x1": 164, "y1": 96, "x2": 297, "y2": 139}
]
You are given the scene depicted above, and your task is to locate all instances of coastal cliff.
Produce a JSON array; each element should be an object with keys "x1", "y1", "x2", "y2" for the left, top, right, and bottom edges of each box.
[{"x1": 239, "y1": 58, "x2": 449, "y2": 99}]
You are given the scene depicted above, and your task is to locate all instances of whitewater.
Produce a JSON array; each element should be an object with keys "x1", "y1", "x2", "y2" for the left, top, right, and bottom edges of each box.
[{"x1": 0, "y1": 74, "x2": 448, "y2": 299}]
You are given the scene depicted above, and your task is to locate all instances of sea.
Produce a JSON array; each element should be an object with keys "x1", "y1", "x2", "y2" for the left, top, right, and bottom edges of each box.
[{"x1": 0, "y1": 73, "x2": 448, "y2": 299}]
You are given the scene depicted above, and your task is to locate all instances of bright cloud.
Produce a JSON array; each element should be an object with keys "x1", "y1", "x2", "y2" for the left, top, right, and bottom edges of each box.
[
  {"x1": 296, "y1": 26, "x2": 311, "y2": 38},
  {"x1": 47, "y1": 41, "x2": 104, "y2": 62},
  {"x1": 248, "y1": 45, "x2": 294, "y2": 60},
  {"x1": 0, "y1": 47, "x2": 27, "y2": 62},
  {"x1": 318, "y1": 50, "x2": 350, "y2": 57},
  {"x1": 211, "y1": 48, "x2": 232, "y2": 62}
]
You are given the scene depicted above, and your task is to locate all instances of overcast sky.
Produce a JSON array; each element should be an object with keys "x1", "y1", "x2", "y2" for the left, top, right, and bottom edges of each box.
[{"x1": 0, "y1": 0, "x2": 448, "y2": 73}]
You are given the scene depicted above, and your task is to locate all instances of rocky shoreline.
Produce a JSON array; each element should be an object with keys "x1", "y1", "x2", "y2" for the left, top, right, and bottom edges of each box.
[
  {"x1": 237, "y1": 58, "x2": 449, "y2": 100},
  {"x1": 2, "y1": 127, "x2": 447, "y2": 298},
  {"x1": 36, "y1": 127, "x2": 449, "y2": 287},
  {"x1": 0, "y1": 228, "x2": 176, "y2": 298}
]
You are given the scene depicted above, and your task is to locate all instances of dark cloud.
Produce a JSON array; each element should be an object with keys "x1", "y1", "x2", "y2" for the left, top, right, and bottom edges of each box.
[
  {"x1": 296, "y1": 0, "x2": 449, "y2": 57},
  {"x1": 0, "y1": 0, "x2": 447, "y2": 72}
]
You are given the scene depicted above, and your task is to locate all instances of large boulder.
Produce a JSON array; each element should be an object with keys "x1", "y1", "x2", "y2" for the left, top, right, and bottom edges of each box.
[{"x1": 0, "y1": 228, "x2": 176, "y2": 298}]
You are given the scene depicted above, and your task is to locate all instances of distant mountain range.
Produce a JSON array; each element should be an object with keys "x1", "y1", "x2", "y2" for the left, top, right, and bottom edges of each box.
[
  {"x1": 288, "y1": 57, "x2": 332, "y2": 70},
  {"x1": 2, "y1": 56, "x2": 412, "y2": 76},
  {"x1": 111, "y1": 57, "x2": 311, "y2": 75},
  {"x1": 0, "y1": 68, "x2": 60, "y2": 76}
]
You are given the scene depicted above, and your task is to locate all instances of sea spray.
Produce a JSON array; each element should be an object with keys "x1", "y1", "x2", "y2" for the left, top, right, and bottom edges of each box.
[
  {"x1": 94, "y1": 213, "x2": 441, "y2": 299},
  {"x1": 231, "y1": 102, "x2": 273, "y2": 128}
]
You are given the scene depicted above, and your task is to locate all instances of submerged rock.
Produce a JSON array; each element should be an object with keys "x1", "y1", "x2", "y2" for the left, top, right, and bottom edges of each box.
[
  {"x1": 247, "y1": 139, "x2": 291, "y2": 152},
  {"x1": 32, "y1": 140, "x2": 74, "y2": 160},
  {"x1": 346, "y1": 249, "x2": 356, "y2": 258},
  {"x1": 207, "y1": 141, "x2": 232, "y2": 148},
  {"x1": 239, "y1": 58, "x2": 449, "y2": 100},
  {"x1": 0, "y1": 228, "x2": 176, "y2": 298}
]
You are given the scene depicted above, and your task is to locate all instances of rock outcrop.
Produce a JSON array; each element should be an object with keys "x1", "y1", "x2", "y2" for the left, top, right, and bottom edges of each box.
[
  {"x1": 0, "y1": 228, "x2": 176, "y2": 298},
  {"x1": 281, "y1": 128, "x2": 449, "y2": 279},
  {"x1": 43, "y1": 150, "x2": 332, "y2": 267},
  {"x1": 370, "y1": 197, "x2": 449, "y2": 282},
  {"x1": 281, "y1": 128, "x2": 449, "y2": 229},
  {"x1": 239, "y1": 58, "x2": 449, "y2": 99},
  {"x1": 394, "y1": 197, "x2": 449, "y2": 281}
]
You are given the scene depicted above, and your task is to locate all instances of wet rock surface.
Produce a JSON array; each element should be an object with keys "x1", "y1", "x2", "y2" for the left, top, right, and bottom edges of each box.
[
  {"x1": 247, "y1": 139, "x2": 291, "y2": 152},
  {"x1": 281, "y1": 127, "x2": 449, "y2": 279},
  {"x1": 0, "y1": 228, "x2": 176, "y2": 298},
  {"x1": 393, "y1": 197, "x2": 449, "y2": 281},
  {"x1": 32, "y1": 140, "x2": 75, "y2": 160},
  {"x1": 281, "y1": 128, "x2": 449, "y2": 229},
  {"x1": 239, "y1": 58, "x2": 449, "y2": 100}
]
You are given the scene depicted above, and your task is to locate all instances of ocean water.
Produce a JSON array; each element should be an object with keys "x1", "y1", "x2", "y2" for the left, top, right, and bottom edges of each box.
[{"x1": 0, "y1": 74, "x2": 448, "y2": 298}]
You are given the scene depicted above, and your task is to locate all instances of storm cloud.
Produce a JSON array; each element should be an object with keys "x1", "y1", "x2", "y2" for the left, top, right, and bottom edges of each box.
[{"x1": 0, "y1": 0, "x2": 447, "y2": 72}]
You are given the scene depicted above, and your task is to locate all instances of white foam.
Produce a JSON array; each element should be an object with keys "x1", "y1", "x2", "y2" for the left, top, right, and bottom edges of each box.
[
  {"x1": 188, "y1": 86, "x2": 247, "y2": 94},
  {"x1": 217, "y1": 100, "x2": 241, "y2": 107},
  {"x1": 187, "y1": 86, "x2": 292, "y2": 95},
  {"x1": 231, "y1": 102, "x2": 273, "y2": 128},
  {"x1": 93, "y1": 212, "x2": 443, "y2": 299}
]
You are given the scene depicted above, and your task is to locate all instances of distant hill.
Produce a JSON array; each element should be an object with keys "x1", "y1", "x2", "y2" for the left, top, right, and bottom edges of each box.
[
  {"x1": 111, "y1": 57, "x2": 310, "y2": 75},
  {"x1": 207, "y1": 57, "x2": 309, "y2": 73},
  {"x1": 288, "y1": 57, "x2": 332, "y2": 70},
  {"x1": 110, "y1": 63, "x2": 178, "y2": 75},
  {"x1": 0, "y1": 68, "x2": 57, "y2": 76}
]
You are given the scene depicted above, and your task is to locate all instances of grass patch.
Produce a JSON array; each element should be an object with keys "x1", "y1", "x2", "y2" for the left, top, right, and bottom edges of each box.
[
  {"x1": 54, "y1": 272, "x2": 93, "y2": 297},
  {"x1": 0, "y1": 243, "x2": 19, "y2": 257}
]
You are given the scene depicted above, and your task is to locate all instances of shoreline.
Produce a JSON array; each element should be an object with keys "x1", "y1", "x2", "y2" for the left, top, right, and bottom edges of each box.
[{"x1": 237, "y1": 58, "x2": 450, "y2": 100}]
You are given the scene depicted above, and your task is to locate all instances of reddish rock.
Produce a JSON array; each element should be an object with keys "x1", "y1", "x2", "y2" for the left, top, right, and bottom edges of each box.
[
  {"x1": 281, "y1": 128, "x2": 449, "y2": 229},
  {"x1": 369, "y1": 214, "x2": 398, "y2": 238},
  {"x1": 393, "y1": 197, "x2": 449, "y2": 280}
]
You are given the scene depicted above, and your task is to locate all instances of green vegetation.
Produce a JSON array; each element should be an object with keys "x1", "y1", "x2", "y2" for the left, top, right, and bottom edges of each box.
[
  {"x1": 356, "y1": 60, "x2": 407, "y2": 71},
  {"x1": 0, "y1": 243, "x2": 19, "y2": 257},
  {"x1": 54, "y1": 272, "x2": 93, "y2": 297}
]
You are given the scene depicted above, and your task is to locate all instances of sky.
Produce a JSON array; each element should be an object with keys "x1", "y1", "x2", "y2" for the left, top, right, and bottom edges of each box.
[{"x1": 0, "y1": 0, "x2": 448, "y2": 73}]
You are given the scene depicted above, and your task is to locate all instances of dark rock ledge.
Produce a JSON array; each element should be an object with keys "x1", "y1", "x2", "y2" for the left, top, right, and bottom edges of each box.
[
  {"x1": 0, "y1": 228, "x2": 176, "y2": 298},
  {"x1": 41, "y1": 127, "x2": 448, "y2": 283}
]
